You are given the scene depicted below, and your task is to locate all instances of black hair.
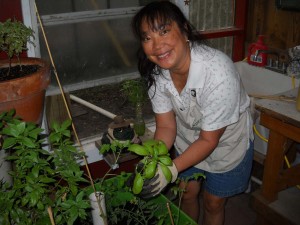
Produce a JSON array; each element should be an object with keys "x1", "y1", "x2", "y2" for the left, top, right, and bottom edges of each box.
[{"x1": 131, "y1": 1, "x2": 204, "y2": 89}]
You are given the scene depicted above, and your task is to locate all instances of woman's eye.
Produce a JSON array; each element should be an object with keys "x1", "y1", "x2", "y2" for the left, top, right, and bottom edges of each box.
[
  {"x1": 142, "y1": 36, "x2": 150, "y2": 42},
  {"x1": 160, "y1": 29, "x2": 168, "y2": 35}
]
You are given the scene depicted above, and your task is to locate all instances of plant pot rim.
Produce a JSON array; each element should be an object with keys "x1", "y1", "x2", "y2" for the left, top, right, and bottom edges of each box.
[
  {"x1": 0, "y1": 57, "x2": 50, "y2": 84},
  {"x1": 0, "y1": 57, "x2": 51, "y2": 123}
]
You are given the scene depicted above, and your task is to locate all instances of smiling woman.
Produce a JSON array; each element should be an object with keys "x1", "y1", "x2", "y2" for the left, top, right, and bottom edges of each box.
[{"x1": 131, "y1": 2, "x2": 253, "y2": 224}]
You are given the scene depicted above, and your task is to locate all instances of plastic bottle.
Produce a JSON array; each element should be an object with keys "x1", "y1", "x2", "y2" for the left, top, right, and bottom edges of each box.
[{"x1": 247, "y1": 35, "x2": 268, "y2": 67}]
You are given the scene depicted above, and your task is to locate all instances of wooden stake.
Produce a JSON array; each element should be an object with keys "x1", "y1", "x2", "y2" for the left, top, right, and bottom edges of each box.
[
  {"x1": 166, "y1": 202, "x2": 175, "y2": 225},
  {"x1": 47, "y1": 207, "x2": 56, "y2": 225},
  {"x1": 34, "y1": 3, "x2": 108, "y2": 225}
]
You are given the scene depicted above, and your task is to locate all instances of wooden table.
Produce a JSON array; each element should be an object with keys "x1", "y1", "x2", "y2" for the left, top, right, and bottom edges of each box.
[{"x1": 252, "y1": 88, "x2": 300, "y2": 225}]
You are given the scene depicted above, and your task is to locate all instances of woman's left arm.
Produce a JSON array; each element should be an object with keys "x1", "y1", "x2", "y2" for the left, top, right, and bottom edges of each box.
[{"x1": 173, "y1": 127, "x2": 226, "y2": 172}]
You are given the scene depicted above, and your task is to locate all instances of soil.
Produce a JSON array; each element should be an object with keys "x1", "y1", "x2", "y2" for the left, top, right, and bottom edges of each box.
[
  {"x1": 70, "y1": 83, "x2": 154, "y2": 139},
  {"x1": 0, "y1": 65, "x2": 40, "y2": 81}
]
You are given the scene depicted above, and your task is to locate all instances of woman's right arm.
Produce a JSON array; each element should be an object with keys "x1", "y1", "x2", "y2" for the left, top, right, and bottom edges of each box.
[{"x1": 154, "y1": 111, "x2": 177, "y2": 150}]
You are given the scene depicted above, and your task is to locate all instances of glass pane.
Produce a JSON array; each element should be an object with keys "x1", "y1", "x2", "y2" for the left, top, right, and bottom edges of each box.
[
  {"x1": 35, "y1": 0, "x2": 157, "y2": 90},
  {"x1": 36, "y1": 0, "x2": 153, "y2": 14},
  {"x1": 189, "y1": 0, "x2": 234, "y2": 57},
  {"x1": 206, "y1": 37, "x2": 233, "y2": 58},
  {"x1": 39, "y1": 17, "x2": 138, "y2": 87},
  {"x1": 189, "y1": 0, "x2": 235, "y2": 31}
]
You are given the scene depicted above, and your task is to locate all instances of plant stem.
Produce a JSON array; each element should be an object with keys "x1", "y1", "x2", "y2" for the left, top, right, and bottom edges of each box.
[
  {"x1": 47, "y1": 207, "x2": 56, "y2": 225},
  {"x1": 176, "y1": 181, "x2": 188, "y2": 225},
  {"x1": 94, "y1": 192, "x2": 108, "y2": 225},
  {"x1": 119, "y1": 207, "x2": 148, "y2": 225}
]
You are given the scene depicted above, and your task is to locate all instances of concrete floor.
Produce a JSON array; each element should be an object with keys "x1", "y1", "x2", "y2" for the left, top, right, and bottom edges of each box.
[
  {"x1": 220, "y1": 192, "x2": 257, "y2": 225},
  {"x1": 195, "y1": 186, "x2": 257, "y2": 225},
  {"x1": 196, "y1": 171, "x2": 300, "y2": 225},
  {"x1": 166, "y1": 179, "x2": 258, "y2": 225}
]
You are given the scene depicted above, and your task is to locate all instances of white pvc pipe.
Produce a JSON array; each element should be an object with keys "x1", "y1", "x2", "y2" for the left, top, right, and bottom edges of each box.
[
  {"x1": 70, "y1": 94, "x2": 116, "y2": 120},
  {"x1": 0, "y1": 149, "x2": 12, "y2": 185},
  {"x1": 89, "y1": 192, "x2": 107, "y2": 225}
]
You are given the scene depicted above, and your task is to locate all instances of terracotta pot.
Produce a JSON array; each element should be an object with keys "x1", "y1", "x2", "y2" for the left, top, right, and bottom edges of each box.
[{"x1": 0, "y1": 57, "x2": 51, "y2": 124}]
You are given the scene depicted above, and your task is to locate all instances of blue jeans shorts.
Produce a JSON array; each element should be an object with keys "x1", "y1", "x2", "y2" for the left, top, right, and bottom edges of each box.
[{"x1": 178, "y1": 140, "x2": 254, "y2": 198}]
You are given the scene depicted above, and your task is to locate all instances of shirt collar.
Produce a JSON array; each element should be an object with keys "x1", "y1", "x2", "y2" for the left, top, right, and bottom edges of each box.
[{"x1": 186, "y1": 47, "x2": 206, "y2": 89}]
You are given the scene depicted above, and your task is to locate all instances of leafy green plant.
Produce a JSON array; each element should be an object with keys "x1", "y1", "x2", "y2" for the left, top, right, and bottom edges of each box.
[
  {"x1": 127, "y1": 139, "x2": 174, "y2": 194},
  {"x1": 171, "y1": 173, "x2": 205, "y2": 225},
  {"x1": 121, "y1": 78, "x2": 148, "y2": 136},
  {"x1": 0, "y1": 19, "x2": 34, "y2": 75},
  {"x1": 0, "y1": 110, "x2": 90, "y2": 225},
  {"x1": 99, "y1": 139, "x2": 200, "y2": 225},
  {"x1": 121, "y1": 78, "x2": 148, "y2": 106},
  {"x1": 99, "y1": 138, "x2": 131, "y2": 164},
  {"x1": 93, "y1": 173, "x2": 197, "y2": 225},
  {"x1": 100, "y1": 139, "x2": 174, "y2": 195}
]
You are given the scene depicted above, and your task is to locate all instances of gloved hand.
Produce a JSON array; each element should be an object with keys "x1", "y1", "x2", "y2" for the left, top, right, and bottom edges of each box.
[
  {"x1": 125, "y1": 162, "x2": 144, "y2": 188},
  {"x1": 139, "y1": 163, "x2": 178, "y2": 199}
]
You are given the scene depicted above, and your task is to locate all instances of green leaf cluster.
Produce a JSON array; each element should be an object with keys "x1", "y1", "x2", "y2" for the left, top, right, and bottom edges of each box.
[
  {"x1": 0, "y1": 110, "x2": 90, "y2": 225},
  {"x1": 0, "y1": 19, "x2": 34, "y2": 59},
  {"x1": 100, "y1": 174, "x2": 193, "y2": 225},
  {"x1": 121, "y1": 78, "x2": 148, "y2": 106},
  {"x1": 127, "y1": 139, "x2": 174, "y2": 194}
]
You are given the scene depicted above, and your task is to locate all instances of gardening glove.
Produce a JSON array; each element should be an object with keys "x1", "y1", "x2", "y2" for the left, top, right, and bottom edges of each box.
[
  {"x1": 139, "y1": 163, "x2": 178, "y2": 199},
  {"x1": 125, "y1": 162, "x2": 144, "y2": 188}
]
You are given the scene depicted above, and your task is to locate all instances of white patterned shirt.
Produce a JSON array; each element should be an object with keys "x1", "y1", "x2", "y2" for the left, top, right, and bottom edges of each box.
[{"x1": 149, "y1": 45, "x2": 253, "y2": 172}]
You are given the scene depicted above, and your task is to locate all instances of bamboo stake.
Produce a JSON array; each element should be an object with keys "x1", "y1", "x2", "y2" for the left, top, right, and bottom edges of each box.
[
  {"x1": 166, "y1": 202, "x2": 175, "y2": 225},
  {"x1": 34, "y1": 3, "x2": 108, "y2": 225},
  {"x1": 47, "y1": 207, "x2": 56, "y2": 225}
]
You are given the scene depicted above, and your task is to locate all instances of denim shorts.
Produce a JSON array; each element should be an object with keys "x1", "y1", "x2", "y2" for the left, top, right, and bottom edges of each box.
[{"x1": 178, "y1": 140, "x2": 254, "y2": 198}]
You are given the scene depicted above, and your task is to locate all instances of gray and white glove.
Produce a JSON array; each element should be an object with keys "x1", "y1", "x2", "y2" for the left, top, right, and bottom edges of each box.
[{"x1": 140, "y1": 163, "x2": 178, "y2": 198}]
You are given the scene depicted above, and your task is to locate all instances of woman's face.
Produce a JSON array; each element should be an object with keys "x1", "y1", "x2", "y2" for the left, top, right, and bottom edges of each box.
[{"x1": 140, "y1": 19, "x2": 190, "y2": 73}]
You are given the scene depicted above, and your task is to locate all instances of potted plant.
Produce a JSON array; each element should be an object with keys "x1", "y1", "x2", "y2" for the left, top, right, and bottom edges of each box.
[
  {"x1": 0, "y1": 18, "x2": 50, "y2": 124},
  {"x1": 97, "y1": 139, "x2": 203, "y2": 225},
  {"x1": 0, "y1": 111, "x2": 193, "y2": 225},
  {"x1": 87, "y1": 173, "x2": 198, "y2": 225},
  {"x1": 0, "y1": 109, "x2": 199, "y2": 224},
  {"x1": 121, "y1": 78, "x2": 148, "y2": 136},
  {"x1": 0, "y1": 110, "x2": 90, "y2": 225}
]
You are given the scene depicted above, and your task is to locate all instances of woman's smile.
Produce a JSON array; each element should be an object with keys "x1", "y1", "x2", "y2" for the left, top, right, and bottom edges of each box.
[{"x1": 157, "y1": 51, "x2": 171, "y2": 60}]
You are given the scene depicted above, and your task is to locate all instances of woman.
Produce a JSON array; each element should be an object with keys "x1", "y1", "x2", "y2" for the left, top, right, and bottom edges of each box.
[{"x1": 131, "y1": 1, "x2": 254, "y2": 225}]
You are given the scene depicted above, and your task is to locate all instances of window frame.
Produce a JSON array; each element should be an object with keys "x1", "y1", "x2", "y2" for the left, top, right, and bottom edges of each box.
[
  {"x1": 22, "y1": 0, "x2": 248, "y2": 62},
  {"x1": 17, "y1": 0, "x2": 248, "y2": 95},
  {"x1": 198, "y1": 0, "x2": 249, "y2": 62}
]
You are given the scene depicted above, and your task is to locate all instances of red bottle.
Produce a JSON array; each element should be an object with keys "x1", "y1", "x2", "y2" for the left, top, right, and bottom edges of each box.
[{"x1": 247, "y1": 35, "x2": 268, "y2": 67}]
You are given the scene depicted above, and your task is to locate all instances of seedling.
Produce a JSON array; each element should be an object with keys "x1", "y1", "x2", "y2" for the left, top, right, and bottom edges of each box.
[{"x1": 0, "y1": 19, "x2": 35, "y2": 75}]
